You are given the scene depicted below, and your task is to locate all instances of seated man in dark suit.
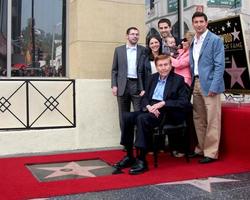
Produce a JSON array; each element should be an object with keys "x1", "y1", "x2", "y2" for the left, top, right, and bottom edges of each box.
[{"x1": 113, "y1": 54, "x2": 191, "y2": 175}]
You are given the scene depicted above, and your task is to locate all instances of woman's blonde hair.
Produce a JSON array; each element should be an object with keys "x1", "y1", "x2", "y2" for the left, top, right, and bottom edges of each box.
[{"x1": 184, "y1": 31, "x2": 195, "y2": 44}]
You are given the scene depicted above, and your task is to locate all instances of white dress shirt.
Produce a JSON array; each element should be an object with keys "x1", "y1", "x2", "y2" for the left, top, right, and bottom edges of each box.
[
  {"x1": 150, "y1": 61, "x2": 157, "y2": 74},
  {"x1": 193, "y1": 29, "x2": 208, "y2": 76},
  {"x1": 126, "y1": 45, "x2": 137, "y2": 78}
]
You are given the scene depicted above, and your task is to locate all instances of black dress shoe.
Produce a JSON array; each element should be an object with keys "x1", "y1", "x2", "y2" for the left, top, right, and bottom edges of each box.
[
  {"x1": 129, "y1": 159, "x2": 148, "y2": 175},
  {"x1": 188, "y1": 152, "x2": 202, "y2": 158},
  {"x1": 199, "y1": 157, "x2": 216, "y2": 164},
  {"x1": 112, "y1": 167, "x2": 124, "y2": 174},
  {"x1": 113, "y1": 156, "x2": 135, "y2": 169}
]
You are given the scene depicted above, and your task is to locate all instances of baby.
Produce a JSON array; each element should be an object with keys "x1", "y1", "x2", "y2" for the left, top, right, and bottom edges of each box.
[{"x1": 163, "y1": 36, "x2": 178, "y2": 58}]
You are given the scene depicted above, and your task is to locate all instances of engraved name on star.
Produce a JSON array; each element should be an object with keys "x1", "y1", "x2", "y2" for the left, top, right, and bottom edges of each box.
[
  {"x1": 225, "y1": 56, "x2": 246, "y2": 88},
  {"x1": 159, "y1": 177, "x2": 239, "y2": 192},
  {"x1": 37, "y1": 161, "x2": 106, "y2": 179}
]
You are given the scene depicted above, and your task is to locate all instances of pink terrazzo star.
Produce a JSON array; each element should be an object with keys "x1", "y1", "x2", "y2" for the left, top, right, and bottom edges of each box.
[
  {"x1": 159, "y1": 177, "x2": 239, "y2": 192},
  {"x1": 225, "y1": 56, "x2": 246, "y2": 88},
  {"x1": 37, "y1": 161, "x2": 106, "y2": 178}
]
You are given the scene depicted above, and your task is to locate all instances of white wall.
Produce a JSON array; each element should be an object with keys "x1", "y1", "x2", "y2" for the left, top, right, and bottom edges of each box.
[{"x1": 0, "y1": 80, "x2": 121, "y2": 156}]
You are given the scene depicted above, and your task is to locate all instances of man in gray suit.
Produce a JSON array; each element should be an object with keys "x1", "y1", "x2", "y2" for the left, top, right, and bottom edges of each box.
[
  {"x1": 189, "y1": 12, "x2": 225, "y2": 164},
  {"x1": 111, "y1": 27, "x2": 146, "y2": 129}
]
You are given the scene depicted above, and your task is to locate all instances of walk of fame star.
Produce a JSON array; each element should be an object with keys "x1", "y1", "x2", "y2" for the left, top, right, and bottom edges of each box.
[
  {"x1": 225, "y1": 56, "x2": 246, "y2": 88},
  {"x1": 159, "y1": 177, "x2": 239, "y2": 192},
  {"x1": 231, "y1": 27, "x2": 240, "y2": 41},
  {"x1": 37, "y1": 161, "x2": 106, "y2": 178}
]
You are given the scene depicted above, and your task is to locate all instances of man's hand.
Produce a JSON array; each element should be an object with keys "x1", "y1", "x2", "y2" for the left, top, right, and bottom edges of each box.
[
  {"x1": 208, "y1": 91, "x2": 217, "y2": 97},
  {"x1": 146, "y1": 101, "x2": 165, "y2": 118},
  {"x1": 112, "y1": 86, "x2": 118, "y2": 96},
  {"x1": 146, "y1": 105, "x2": 160, "y2": 118},
  {"x1": 150, "y1": 101, "x2": 165, "y2": 112}
]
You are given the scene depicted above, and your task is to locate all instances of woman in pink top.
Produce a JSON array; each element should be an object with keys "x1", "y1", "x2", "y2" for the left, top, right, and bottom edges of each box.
[
  {"x1": 171, "y1": 37, "x2": 192, "y2": 87},
  {"x1": 170, "y1": 34, "x2": 194, "y2": 158}
]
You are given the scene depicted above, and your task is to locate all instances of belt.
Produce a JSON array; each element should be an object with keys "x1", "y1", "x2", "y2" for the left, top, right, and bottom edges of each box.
[
  {"x1": 194, "y1": 75, "x2": 199, "y2": 79},
  {"x1": 127, "y1": 78, "x2": 138, "y2": 81}
]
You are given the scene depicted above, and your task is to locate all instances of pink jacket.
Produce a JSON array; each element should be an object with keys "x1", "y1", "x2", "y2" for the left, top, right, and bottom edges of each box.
[{"x1": 171, "y1": 49, "x2": 192, "y2": 86}]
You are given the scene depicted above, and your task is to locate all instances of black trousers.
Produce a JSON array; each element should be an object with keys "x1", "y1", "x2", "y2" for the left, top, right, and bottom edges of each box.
[
  {"x1": 120, "y1": 111, "x2": 163, "y2": 150},
  {"x1": 120, "y1": 109, "x2": 187, "y2": 151}
]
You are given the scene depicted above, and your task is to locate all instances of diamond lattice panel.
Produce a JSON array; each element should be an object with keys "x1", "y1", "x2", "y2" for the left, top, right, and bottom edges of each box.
[
  {"x1": 28, "y1": 81, "x2": 74, "y2": 128},
  {"x1": 0, "y1": 81, "x2": 27, "y2": 129}
]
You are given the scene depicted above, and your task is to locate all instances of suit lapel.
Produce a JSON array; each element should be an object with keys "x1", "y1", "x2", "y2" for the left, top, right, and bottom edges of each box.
[
  {"x1": 199, "y1": 31, "x2": 211, "y2": 58},
  {"x1": 136, "y1": 45, "x2": 142, "y2": 65},
  {"x1": 163, "y1": 73, "x2": 172, "y2": 100},
  {"x1": 123, "y1": 45, "x2": 128, "y2": 68},
  {"x1": 149, "y1": 74, "x2": 159, "y2": 99},
  {"x1": 189, "y1": 42, "x2": 194, "y2": 73}
]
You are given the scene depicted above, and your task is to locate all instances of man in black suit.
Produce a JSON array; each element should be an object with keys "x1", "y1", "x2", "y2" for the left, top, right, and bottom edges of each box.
[
  {"x1": 111, "y1": 27, "x2": 146, "y2": 129},
  {"x1": 114, "y1": 54, "x2": 191, "y2": 175}
]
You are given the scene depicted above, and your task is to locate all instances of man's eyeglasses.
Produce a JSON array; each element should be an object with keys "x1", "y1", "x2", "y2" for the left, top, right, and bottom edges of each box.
[{"x1": 128, "y1": 33, "x2": 139, "y2": 36}]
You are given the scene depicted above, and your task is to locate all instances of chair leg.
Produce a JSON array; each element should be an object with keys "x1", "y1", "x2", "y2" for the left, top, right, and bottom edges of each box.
[
  {"x1": 182, "y1": 128, "x2": 190, "y2": 163},
  {"x1": 153, "y1": 134, "x2": 159, "y2": 168},
  {"x1": 154, "y1": 152, "x2": 158, "y2": 168},
  {"x1": 136, "y1": 148, "x2": 140, "y2": 157}
]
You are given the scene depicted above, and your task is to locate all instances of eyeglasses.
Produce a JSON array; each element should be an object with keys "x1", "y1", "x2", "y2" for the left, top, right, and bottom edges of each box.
[
  {"x1": 128, "y1": 33, "x2": 139, "y2": 36},
  {"x1": 182, "y1": 38, "x2": 188, "y2": 42}
]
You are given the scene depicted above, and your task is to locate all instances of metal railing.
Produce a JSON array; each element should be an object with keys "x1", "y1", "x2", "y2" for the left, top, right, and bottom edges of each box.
[{"x1": 0, "y1": 79, "x2": 76, "y2": 130}]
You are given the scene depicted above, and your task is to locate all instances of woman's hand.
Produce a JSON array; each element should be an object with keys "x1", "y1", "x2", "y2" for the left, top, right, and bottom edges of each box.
[{"x1": 139, "y1": 90, "x2": 145, "y2": 96}]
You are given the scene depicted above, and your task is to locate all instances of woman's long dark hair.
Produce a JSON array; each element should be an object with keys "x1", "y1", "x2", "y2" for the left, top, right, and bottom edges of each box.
[{"x1": 146, "y1": 34, "x2": 162, "y2": 61}]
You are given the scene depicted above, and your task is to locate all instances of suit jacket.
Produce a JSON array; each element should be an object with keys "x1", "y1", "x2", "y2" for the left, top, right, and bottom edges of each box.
[
  {"x1": 111, "y1": 44, "x2": 146, "y2": 96},
  {"x1": 189, "y1": 30, "x2": 225, "y2": 96},
  {"x1": 141, "y1": 71, "x2": 191, "y2": 114},
  {"x1": 142, "y1": 55, "x2": 154, "y2": 90},
  {"x1": 171, "y1": 48, "x2": 192, "y2": 86}
]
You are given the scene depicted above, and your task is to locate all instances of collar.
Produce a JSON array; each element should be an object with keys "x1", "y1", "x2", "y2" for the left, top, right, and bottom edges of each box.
[
  {"x1": 126, "y1": 44, "x2": 137, "y2": 50},
  {"x1": 158, "y1": 75, "x2": 168, "y2": 82},
  {"x1": 194, "y1": 29, "x2": 208, "y2": 43}
]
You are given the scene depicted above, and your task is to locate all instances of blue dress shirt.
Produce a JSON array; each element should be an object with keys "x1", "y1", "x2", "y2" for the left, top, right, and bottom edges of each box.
[{"x1": 152, "y1": 77, "x2": 167, "y2": 101}]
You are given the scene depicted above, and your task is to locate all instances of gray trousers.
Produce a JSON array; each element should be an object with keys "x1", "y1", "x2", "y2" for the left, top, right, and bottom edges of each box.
[{"x1": 117, "y1": 79, "x2": 142, "y2": 129}]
